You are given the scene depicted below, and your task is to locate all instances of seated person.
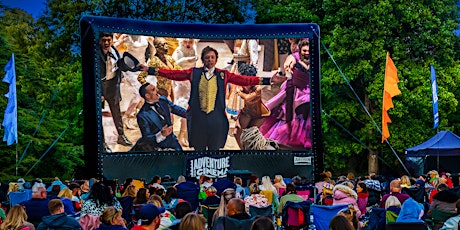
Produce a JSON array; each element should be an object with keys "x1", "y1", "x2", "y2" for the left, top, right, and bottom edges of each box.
[
  {"x1": 131, "y1": 83, "x2": 187, "y2": 151},
  {"x1": 379, "y1": 179, "x2": 410, "y2": 208},
  {"x1": 202, "y1": 186, "x2": 220, "y2": 206},
  {"x1": 395, "y1": 198, "x2": 424, "y2": 223},
  {"x1": 169, "y1": 201, "x2": 193, "y2": 230},
  {"x1": 20, "y1": 183, "x2": 50, "y2": 225},
  {"x1": 227, "y1": 198, "x2": 251, "y2": 220},
  {"x1": 385, "y1": 195, "x2": 402, "y2": 224},
  {"x1": 277, "y1": 183, "x2": 303, "y2": 214},
  {"x1": 320, "y1": 183, "x2": 334, "y2": 206},
  {"x1": 244, "y1": 183, "x2": 268, "y2": 212},
  {"x1": 37, "y1": 199, "x2": 81, "y2": 230}
]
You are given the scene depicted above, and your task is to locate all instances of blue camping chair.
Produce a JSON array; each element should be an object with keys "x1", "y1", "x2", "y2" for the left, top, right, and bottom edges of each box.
[
  {"x1": 310, "y1": 204, "x2": 348, "y2": 230},
  {"x1": 8, "y1": 190, "x2": 32, "y2": 206}
]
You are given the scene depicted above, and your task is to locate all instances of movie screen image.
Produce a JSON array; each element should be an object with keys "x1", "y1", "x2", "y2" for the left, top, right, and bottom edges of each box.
[{"x1": 99, "y1": 35, "x2": 312, "y2": 152}]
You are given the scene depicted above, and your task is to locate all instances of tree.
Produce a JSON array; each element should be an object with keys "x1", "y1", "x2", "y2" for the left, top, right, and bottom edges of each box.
[{"x1": 254, "y1": 0, "x2": 460, "y2": 175}]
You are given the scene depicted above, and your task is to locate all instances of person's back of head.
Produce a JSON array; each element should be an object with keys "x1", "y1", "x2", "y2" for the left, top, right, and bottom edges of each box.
[
  {"x1": 175, "y1": 201, "x2": 193, "y2": 219},
  {"x1": 179, "y1": 213, "x2": 205, "y2": 230},
  {"x1": 436, "y1": 183, "x2": 449, "y2": 192},
  {"x1": 389, "y1": 179, "x2": 402, "y2": 193},
  {"x1": 227, "y1": 198, "x2": 245, "y2": 216},
  {"x1": 234, "y1": 177, "x2": 242, "y2": 186},
  {"x1": 249, "y1": 183, "x2": 260, "y2": 195},
  {"x1": 251, "y1": 216, "x2": 275, "y2": 230},
  {"x1": 385, "y1": 195, "x2": 402, "y2": 209},
  {"x1": 48, "y1": 199, "x2": 64, "y2": 215},
  {"x1": 329, "y1": 215, "x2": 354, "y2": 230},
  {"x1": 285, "y1": 183, "x2": 297, "y2": 195},
  {"x1": 32, "y1": 183, "x2": 47, "y2": 198},
  {"x1": 100, "y1": 206, "x2": 121, "y2": 225}
]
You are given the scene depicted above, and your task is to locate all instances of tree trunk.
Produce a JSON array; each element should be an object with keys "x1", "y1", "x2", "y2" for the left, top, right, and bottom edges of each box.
[{"x1": 368, "y1": 152, "x2": 378, "y2": 174}]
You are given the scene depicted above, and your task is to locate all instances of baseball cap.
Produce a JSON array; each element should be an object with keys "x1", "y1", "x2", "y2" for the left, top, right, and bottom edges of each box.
[{"x1": 138, "y1": 204, "x2": 165, "y2": 224}]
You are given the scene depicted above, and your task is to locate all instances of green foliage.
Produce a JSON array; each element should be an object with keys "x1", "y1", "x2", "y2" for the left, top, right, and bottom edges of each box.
[{"x1": 255, "y1": 0, "x2": 460, "y2": 175}]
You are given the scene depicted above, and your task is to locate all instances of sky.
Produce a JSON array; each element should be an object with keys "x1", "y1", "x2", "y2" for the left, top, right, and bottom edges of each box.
[{"x1": 1, "y1": 0, "x2": 47, "y2": 18}]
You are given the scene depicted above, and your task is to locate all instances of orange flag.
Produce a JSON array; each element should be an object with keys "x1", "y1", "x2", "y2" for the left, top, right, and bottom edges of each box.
[{"x1": 382, "y1": 52, "x2": 401, "y2": 143}]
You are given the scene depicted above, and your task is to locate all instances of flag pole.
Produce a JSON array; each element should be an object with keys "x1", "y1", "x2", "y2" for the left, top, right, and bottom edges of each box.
[{"x1": 16, "y1": 144, "x2": 18, "y2": 176}]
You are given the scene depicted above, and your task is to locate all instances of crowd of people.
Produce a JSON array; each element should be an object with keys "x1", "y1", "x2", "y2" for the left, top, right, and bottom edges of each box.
[{"x1": 0, "y1": 170, "x2": 458, "y2": 230}]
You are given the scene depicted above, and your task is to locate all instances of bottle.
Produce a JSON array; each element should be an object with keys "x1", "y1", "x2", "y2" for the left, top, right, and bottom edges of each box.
[{"x1": 308, "y1": 214, "x2": 316, "y2": 230}]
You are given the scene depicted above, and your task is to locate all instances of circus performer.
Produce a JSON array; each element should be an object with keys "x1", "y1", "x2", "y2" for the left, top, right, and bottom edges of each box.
[
  {"x1": 259, "y1": 39, "x2": 311, "y2": 150},
  {"x1": 171, "y1": 38, "x2": 199, "y2": 147},
  {"x1": 232, "y1": 63, "x2": 271, "y2": 149},
  {"x1": 141, "y1": 46, "x2": 274, "y2": 150},
  {"x1": 226, "y1": 39, "x2": 259, "y2": 117},
  {"x1": 138, "y1": 37, "x2": 180, "y2": 101}
]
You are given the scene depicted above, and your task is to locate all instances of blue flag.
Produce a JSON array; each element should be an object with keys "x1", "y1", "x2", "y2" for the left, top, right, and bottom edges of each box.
[
  {"x1": 431, "y1": 65, "x2": 439, "y2": 129},
  {"x1": 2, "y1": 53, "x2": 18, "y2": 145}
]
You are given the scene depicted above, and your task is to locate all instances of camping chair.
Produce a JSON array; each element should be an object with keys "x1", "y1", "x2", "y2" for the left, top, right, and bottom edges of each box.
[
  {"x1": 296, "y1": 190, "x2": 309, "y2": 201},
  {"x1": 360, "y1": 207, "x2": 386, "y2": 230},
  {"x1": 281, "y1": 201, "x2": 311, "y2": 230},
  {"x1": 200, "y1": 204, "x2": 219, "y2": 230},
  {"x1": 402, "y1": 187, "x2": 425, "y2": 203},
  {"x1": 385, "y1": 222, "x2": 428, "y2": 230},
  {"x1": 249, "y1": 204, "x2": 273, "y2": 218},
  {"x1": 212, "y1": 216, "x2": 257, "y2": 230},
  {"x1": 310, "y1": 204, "x2": 348, "y2": 230},
  {"x1": 429, "y1": 208, "x2": 456, "y2": 230},
  {"x1": 8, "y1": 190, "x2": 32, "y2": 207}
]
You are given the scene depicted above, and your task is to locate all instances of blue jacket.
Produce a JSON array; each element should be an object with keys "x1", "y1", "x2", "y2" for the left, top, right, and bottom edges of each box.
[{"x1": 37, "y1": 213, "x2": 81, "y2": 230}]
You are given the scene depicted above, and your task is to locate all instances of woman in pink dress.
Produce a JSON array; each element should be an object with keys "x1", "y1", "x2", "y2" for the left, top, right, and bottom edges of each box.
[{"x1": 259, "y1": 39, "x2": 311, "y2": 150}]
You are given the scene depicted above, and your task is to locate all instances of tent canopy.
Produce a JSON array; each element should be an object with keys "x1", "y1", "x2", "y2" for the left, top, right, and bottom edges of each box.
[{"x1": 405, "y1": 130, "x2": 460, "y2": 157}]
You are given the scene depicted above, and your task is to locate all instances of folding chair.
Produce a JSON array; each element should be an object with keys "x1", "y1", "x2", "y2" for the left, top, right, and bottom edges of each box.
[
  {"x1": 212, "y1": 216, "x2": 257, "y2": 230},
  {"x1": 296, "y1": 190, "x2": 310, "y2": 201},
  {"x1": 281, "y1": 201, "x2": 311, "y2": 230},
  {"x1": 430, "y1": 208, "x2": 456, "y2": 230},
  {"x1": 8, "y1": 190, "x2": 32, "y2": 206},
  {"x1": 249, "y1": 204, "x2": 273, "y2": 218},
  {"x1": 200, "y1": 204, "x2": 219, "y2": 230},
  {"x1": 310, "y1": 204, "x2": 348, "y2": 230}
]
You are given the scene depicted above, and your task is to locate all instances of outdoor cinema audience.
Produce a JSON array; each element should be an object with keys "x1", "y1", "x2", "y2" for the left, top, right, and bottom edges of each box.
[{"x1": 3, "y1": 170, "x2": 460, "y2": 230}]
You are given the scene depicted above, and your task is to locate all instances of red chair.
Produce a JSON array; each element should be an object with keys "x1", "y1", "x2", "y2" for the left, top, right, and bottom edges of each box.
[
  {"x1": 281, "y1": 201, "x2": 311, "y2": 230},
  {"x1": 297, "y1": 190, "x2": 310, "y2": 201}
]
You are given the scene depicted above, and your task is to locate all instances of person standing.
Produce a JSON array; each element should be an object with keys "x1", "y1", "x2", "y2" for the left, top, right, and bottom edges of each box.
[
  {"x1": 99, "y1": 32, "x2": 133, "y2": 152},
  {"x1": 141, "y1": 46, "x2": 273, "y2": 150}
]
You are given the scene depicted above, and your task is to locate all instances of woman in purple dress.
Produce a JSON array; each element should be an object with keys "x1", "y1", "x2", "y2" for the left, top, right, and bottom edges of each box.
[{"x1": 259, "y1": 39, "x2": 311, "y2": 150}]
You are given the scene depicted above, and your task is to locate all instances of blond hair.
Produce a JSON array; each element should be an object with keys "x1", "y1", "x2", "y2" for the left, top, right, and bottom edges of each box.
[
  {"x1": 274, "y1": 175, "x2": 286, "y2": 187},
  {"x1": 179, "y1": 213, "x2": 205, "y2": 230},
  {"x1": 58, "y1": 188, "x2": 73, "y2": 199},
  {"x1": 148, "y1": 194, "x2": 165, "y2": 207},
  {"x1": 100, "y1": 206, "x2": 122, "y2": 225},
  {"x1": 400, "y1": 175, "x2": 411, "y2": 188},
  {"x1": 1, "y1": 205, "x2": 28, "y2": 230},
  {"x1": 122, "y1": 185, "x2": 137, "y2": 197}
]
